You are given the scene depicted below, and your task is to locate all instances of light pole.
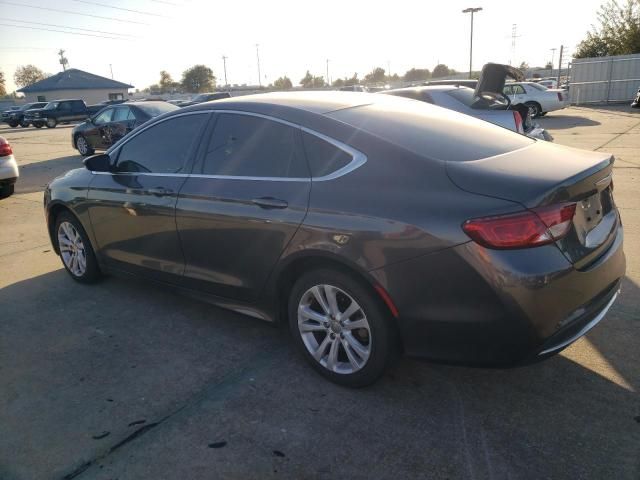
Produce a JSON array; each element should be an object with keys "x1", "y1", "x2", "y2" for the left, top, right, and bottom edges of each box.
[
  {"x1": 462, "y1": 7, "x2": 482, "y2": 79},
  {"x1": 222, "y1": 55, "x2": 228, "y2": 87},
  {"x1": 256, "y1": 44, "x2": 262, "y2": 87},
  {"x1": 326, "y1": 59, "x2": 329, "y2": 86}
]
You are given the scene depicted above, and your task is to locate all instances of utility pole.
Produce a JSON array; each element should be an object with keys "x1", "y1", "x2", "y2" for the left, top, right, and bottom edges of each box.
[
  {"x1": 462, "y1": 7, "x2": 482, "y2": 79},
  {"x1": 58, "y1": 49, "x2": 68, "y2": 71},
  {"x1": 326, "y1": 58, "x2": 329, "y2": 86},
  {"x1": 509, "y1": 24, "x2": 521, "y2": 66},
  {"x1": 255, "y1": 44, "x2": 262, "y2": 87},
  {"x1": 387, "y1": 60, "x2": 391, "y2": 82},
  {"x1": 222, "y1": 55, "x2": 228, "y2": 87},
  {"x1": 556, "y1": 45, "x2": 564, "y2": 86},
  {"x1": 109, "y1": 64, "x2": 113, "y2": 79},
  {"x1": 550, "y1": 48, "x2": 557, "y2": 71}
]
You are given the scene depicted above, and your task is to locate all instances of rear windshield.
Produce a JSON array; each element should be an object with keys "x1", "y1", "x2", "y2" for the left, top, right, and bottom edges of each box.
[
  {"x1": 529, "y1": 83, "x2": 548, "y2": 91},
  {"x1": 134, "y1": 102, "x2": 179, "y2": 117},
  {"x1": 325, "y1": 97, "x2": 533, "y2": 162}
]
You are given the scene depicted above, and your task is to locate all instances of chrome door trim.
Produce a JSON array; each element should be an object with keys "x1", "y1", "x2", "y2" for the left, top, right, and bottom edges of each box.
[{"x1": 105, "y1": 108, "x2": 367, "y2": 182}]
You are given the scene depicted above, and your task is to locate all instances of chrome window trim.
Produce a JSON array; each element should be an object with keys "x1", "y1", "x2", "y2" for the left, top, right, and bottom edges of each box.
[{"x1": 104, "y1": 108, "x2": 367, "y2": 182}]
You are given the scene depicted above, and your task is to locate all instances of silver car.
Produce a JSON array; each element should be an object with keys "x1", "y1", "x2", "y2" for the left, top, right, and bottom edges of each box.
[{"x1": 0, "y1": 136, "x2": 18, "y2": 198}]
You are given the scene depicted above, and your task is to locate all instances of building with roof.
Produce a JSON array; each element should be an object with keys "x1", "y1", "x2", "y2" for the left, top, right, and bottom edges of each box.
[{"x1": 17, "y1": 68, "x2": 133, "y2": 104}]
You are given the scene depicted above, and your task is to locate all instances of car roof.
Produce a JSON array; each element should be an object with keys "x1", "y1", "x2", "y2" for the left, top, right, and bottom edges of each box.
[{"x1": 386, "y1": 85, "x2": 464, "y2": 94}]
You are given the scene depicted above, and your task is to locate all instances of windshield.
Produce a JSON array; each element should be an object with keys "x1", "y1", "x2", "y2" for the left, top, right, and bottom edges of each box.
[
  {"x1": 134, "y1": 102, "x2": 179, "y2": 117},
  {"x1": 447, "y1": 87, "x2": 508, "y2": 110},
  {"x1": 44, "y1": 102, "x2": 59, "y2": 110}
]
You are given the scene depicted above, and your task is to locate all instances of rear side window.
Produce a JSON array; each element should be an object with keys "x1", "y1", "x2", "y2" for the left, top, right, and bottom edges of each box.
[
  {"x1": 301, "y1": 132, "x2": 352, "y2": 177},
  {"x1": 200, "y1": 114, "x2": 308, "y2": 178},
  {"x1": 115, "y1": 114, "x2": 207, "y2": 173},
  {"x1": 112, "y1": 107, "x2": 131, "y2": 122}
]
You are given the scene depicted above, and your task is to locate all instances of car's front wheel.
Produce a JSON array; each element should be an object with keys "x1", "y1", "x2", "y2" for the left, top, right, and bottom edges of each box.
[
  {"x1": 55, "y1": 212, "x2": 102, "y2": 283},
  {"x1": 75, "y1": 135, "x2": 94, "y2": 156},
  {"x1": 288, "y1": 269, "x2": 397, "y2": 387},
  {"x1": 46, "y1": 118, "x2": 57, "y2": 128},
  {"x1": 19, "y1": 120, "x2": 29, "y2": 128},
  {"x1": 7, "y1": 120, "x2": 18, "y2": 128}
]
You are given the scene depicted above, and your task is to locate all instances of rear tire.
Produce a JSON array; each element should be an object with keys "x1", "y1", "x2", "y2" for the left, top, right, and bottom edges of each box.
[
  {"x1": 54, "y1": 212, "x2": 102, "y2": 283},
  {"x1": 525, "y1": 101, "x2": 542, "y2": 118},
  {"x1": 288, "y1": 268, "x2": 397, "y2": 387},
  {"x1": 0, "y1": 183, "x2": 14, "y2": 199},
  {"x1": 46, "y1": 118, "x2": 57, "y2": 128}
]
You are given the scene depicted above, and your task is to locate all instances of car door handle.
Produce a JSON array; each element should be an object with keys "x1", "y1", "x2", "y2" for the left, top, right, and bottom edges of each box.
[
  {"x1": 148, "y1": 187, "x2": 173, "y2": 197},
  {"x1": 251, "y1": 197, "x2": 288, "y2": 209}
]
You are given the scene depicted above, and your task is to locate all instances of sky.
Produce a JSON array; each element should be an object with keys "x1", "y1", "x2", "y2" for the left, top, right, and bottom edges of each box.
[{"x1": 0, "y1": 0, "x2": 606, "y2": 93}]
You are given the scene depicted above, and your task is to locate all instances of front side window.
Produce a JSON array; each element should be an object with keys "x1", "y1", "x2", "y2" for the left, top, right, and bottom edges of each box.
[
  {"x1": 115, "y1": 114, "x2": 208, "y2": 174},
  {"x1": 93, "y1": 109, "x2": 113, "y2": 125},
  {"x1": 112, "y1": 107, "x2": 131, "y2": 122},
  {"x1": 201, "y1": 114, "x2": 308, "y2": 178},
  {"x1": 301, "y1": 132, "x2": 352, "y2": 178}
]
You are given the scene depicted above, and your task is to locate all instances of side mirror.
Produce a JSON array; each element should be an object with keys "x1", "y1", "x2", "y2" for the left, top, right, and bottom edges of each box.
[{"x1": 83, "y1": 153, "x2": 112, "y2": 172}]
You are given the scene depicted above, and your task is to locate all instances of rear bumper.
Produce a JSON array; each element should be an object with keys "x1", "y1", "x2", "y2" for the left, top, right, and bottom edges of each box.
[
  {"x1": 369, "y1": 224, "x2": 625, "y2": 366},
  {"x1": 0, "y1": 155, "x2": 19, "y2": 182}
]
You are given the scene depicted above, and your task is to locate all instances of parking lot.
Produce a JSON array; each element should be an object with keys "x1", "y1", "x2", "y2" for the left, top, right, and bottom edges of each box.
[{"x1": 1, "y1": 106, "x2": 639, "y2": 479}]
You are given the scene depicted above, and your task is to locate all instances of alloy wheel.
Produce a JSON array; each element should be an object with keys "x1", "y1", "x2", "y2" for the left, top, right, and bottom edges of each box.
[
  {"x1": 297, "y1": 284, "x2": 372, "y2": 374},
  {"x1": 57, "y1": 221, "x2": 87, "y2": 277},
  {"x1": 77, "y1": 136, "x2": 89, "y2": 155}
]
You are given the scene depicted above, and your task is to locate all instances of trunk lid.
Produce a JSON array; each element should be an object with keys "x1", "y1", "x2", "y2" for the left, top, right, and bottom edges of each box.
[
  {"x1": 474, "y1": 63, "x2": 525, "y2": 99},
  {"x1": 447, "y1": 141, "x2": 618, "y2": 267}
]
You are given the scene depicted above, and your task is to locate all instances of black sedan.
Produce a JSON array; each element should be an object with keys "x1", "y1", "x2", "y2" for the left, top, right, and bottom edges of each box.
[
  {"x1": 45, "y1": 92, "x2": 625, "y2": 386},
  {"x1": 71, "y1": 101, "x2": 178, "y2": 156}
]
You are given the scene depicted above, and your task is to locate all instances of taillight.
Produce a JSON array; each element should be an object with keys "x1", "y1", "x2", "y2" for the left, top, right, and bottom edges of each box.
[
  {"x1": 462, "y1": 203, "x2": 576, "y2": 249},
  {"x1": 513, "y1": 110, "x2": 524, "y2": 134},
  {"x1": 557, "y1": 92, "x2": 563, "y2": 101},
  {"x1": 0, "y1": 138, "x2": 12, "y2": 157}
]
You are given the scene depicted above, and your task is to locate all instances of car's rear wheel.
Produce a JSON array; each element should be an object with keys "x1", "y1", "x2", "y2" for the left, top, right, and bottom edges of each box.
[
  {"x1": 46, "y1": 118, "x2": 57, "y2": 128},
  {"x1": 525, "y1": 101, "x2": 542, "y2": 118},
  {"x1": 76, "y1": 135, "x2": 94, "y2": 156},
  {"x1": 288, "y1": 269, "x2": 397, "y2": 387},
  {"x1": 55, "y1": 212, "x2": 101, "y2": 283}
]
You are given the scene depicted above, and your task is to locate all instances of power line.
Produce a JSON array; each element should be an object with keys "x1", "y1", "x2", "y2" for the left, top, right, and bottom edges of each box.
[
  {"x1": 0, "y1": 1, "x2": 150, "y2": 25},
  {"x1": 70, "y1": 0, "x2": 169, "y2": 18},
  {"x1": 0, "y1": 23, "x2": 132, "y2": 40},
  {"x1": 1, "y1": 17, "x2": 141, "y2": 38}
]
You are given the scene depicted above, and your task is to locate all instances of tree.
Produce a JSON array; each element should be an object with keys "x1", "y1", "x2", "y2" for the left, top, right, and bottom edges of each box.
[
  {"x1": 403, "y1": 68, "x2": 431, "y2": 82},
  {"x1": 159, "y1": 70, "x2": 177, "y2": 93},
  {"x1": 332, "y1": 78, "x2": 345, "y2": 88},
  {"x1": 518, "y1": 61, "x2": 529, "y2": 73},
  {"x1": 273, "y1": 76, "x2": 293, "y2": 90},
  {"x1": 344, "y1": 73, "x2": 359, "y2": 86},
  {"x1": 14, "y1": 64, "x2": 47, "y2": 88},
  {"x1": 299, "y1": 70, "x2": 325, "y2": 88},
  {"x1": 544, "y1": 61, "x2": 553, "y2": 69},
  {"x1": 181, "y1": 65, "x2": 216, "y2": 93},
  {"x1": 364, "y1": 67, "x2": 386, "y2": 84},
  {"x1": 432, "y1": 64, "x2": 451, "y2": 78},
  {"x1": 388, "y1": 73, "x2": 400, "y2": 81},
  {"x1": 575, "y1": 0, "x2": 640, "y2": 58},
  {"x1": 0, "y1": 71, "x2": 5, "y2": 97}
]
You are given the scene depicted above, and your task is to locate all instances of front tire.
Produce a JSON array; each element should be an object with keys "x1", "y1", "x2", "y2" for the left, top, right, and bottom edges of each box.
[
  {"x1": 55, "y1": 212, "x2": 102, "y2": 283},
  {"x1": 46, "y1": 118, "x2": 57, "y2": 128},
  {"x1": 75, "y1": 135, "x2": 94, "y2": 156},
  {"x1": 7, "y1": 120, "x2": 18, "y2": 128},
  {"x1": 288, "y1": 269, "x2": 397, "y2": 387},
  {"x1": 19, "y1": 120, "x2": 30, "y2": 127}
]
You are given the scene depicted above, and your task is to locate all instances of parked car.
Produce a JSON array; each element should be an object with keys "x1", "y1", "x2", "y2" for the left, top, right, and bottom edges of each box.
[
  {"x1": 45, "y1": 91, "x2": 624, "y2": 386},
  {"x1": 339, "y1": 85, "x2": 368, "y2": 92},
  {"x1": 384, "y1": 63, "x2": 552, "y2": 141},
  {"x1": 537, "y1": 78, "x2": 558, "y2": 89},
  {"x1": 71, "y1": 101, "x2": 179, "y2": 155},
  {"x1": 24, "y1": 99, "x2": 103, "y2": 129},
  {"x1": 423, "y1": 79, "x2": 478, "y2": 88},
  {"x1": 504, "y1": 81, "x2": 569, "y2": 117},
  {"x1": 631, "y1": 86, "x2": 640, "y2": 108},
  {"x1": 0, "y1": 136, "x2": 18, "y2": 199},
  {"x1": 1, "y1": 106, "x2": 22, "y2": 124},
  {"x1": 178, "y1": 92, "x2": 231, "y2": 107},
  {"x1": 2, "y1": 102, "x2": 48, "y2": 127}
]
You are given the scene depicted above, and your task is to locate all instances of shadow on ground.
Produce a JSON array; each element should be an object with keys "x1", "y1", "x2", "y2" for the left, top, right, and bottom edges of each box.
[
  {"x1": 0, "y1": 266, "x2": 638, "y2": 479},
  {"x1": 15, "y1": 154, "x2": 83, "y2": 195},
  {"x1": 538, "y1": 115, "x2": 601, "y2": 129}
]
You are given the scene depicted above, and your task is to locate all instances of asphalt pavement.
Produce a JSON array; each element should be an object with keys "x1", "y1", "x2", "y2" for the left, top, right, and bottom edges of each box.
[{"x1": 0, "y1": 106, "x2": 638, "y2": 480}]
